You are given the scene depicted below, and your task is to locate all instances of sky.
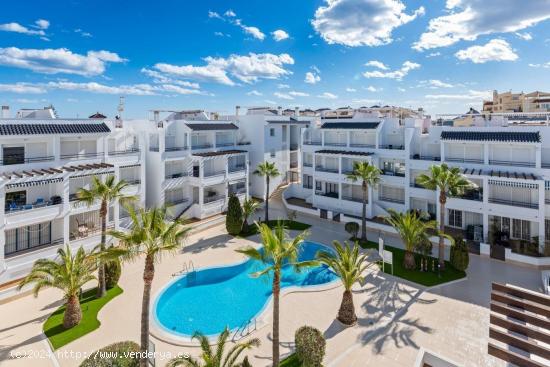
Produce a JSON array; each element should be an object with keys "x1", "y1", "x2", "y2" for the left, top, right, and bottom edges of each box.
[{"x1": 0, "y1": 0, "x2": 549, "y2": 119}]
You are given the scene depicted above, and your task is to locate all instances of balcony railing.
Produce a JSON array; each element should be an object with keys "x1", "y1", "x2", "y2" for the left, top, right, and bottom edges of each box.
[
  {"x1": 542, "y1": 162, "x2": 550, "y2": 169},
  {"x1": 303, "y1": 162, "x2": 313, "y2": 167},
  {"x1": 5, "y1": 198, "x2": 62, "y2": 213},
  {"x1": 379, "y1": 144, "x2": 405, "y2": 150},
  {"x1": 315, "y1": 166, "x2": 339, "y2": 173},
  {"x1": 410, "y1": 155, "x2": 441, "y2": 161},
  {"x1": 123, "y1": 178, "x2": 141, "y2": 185},
  {"x1": 216, "y1": 142, "x2": 234, "y2": 147},
  {"x1": 455, "y1": 191, "x2": 483, "y2": 201},
  {"x1": 324, "y1": 142, "x2": 346, "y2": 147},
  {"x1": 204, "y1": 195, "x2": 225, "y2": 204},
  {"x1": 342, "y1": 195, "x2": 363, "y2": 203},
  {"x1": 488, "y1": 198, "x2": 538, "y2": 209},
  {"x1": 379, "y1": 196, "x2": 405, "y2": 204},
  {"x1": 382, "y1": 170, "x2": 406, "y2": 177},
  {"x1": 165, "y1": 172, "x2": 187, "y2": 179},
  {"x1": 350, "y1": 143, "x2": 375, "y2": 148},
  {"x1": 108, "y1": 148, "x2": 140, "y2": 156},
  {"x1": 61, "y1": 152, "x2": 104, "y2": 160},
  {"x1": 445, "y1": 157, "x2": 484, "y2": 164},
  {"x1": 5, "y1": 237, "x2": 64, "y2": 257},
  {"x1": 0, "y1": 155, "x2": 55, "y2": 165},
  {"x1": 203, "y1": 170, "x2": 226, "y2": 178},
  {"x1": 229, "y1": 188, "x2": 247, "y2": 195},
  {"x1": 290, "y1": 162, "x2": 298, "y2": 169},
  {"x1": 488, "y1": 159, "x2": 535, "y2": 168},
  {"x1": 228, "y1": 165, "x2": 246, "y2": 173},
  {"x1": 303, "y1": 184, "x2": 313, "y2": 189},
  {"x1": 316, "y1": 191, "x2": 339, "y2": 199},
  {"x1": 192, "y1": 144, "x2": 213, "y2": 150},
  {"x1": 165, "y1": 197, "x2": 189, "y2": 206},
  {"x1": 290, "y1": 144, "x2": 299, "y2": 151},
  {"x1": 303, "y1": 141, "x2": 322, "y2": 146},
  {"x1": 165, "y1": 146, "x2": 188, "y2": 152},
  {"x1": 409, "y1": 182, "x2": 434, "y2": 190}
]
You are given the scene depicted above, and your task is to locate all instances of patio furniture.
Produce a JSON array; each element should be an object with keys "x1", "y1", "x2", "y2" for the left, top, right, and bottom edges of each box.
[
  {"x1": 8, "y1": 202, "x2": 19, "y2": 211},
  {"x1": 34, "y1": 198, "x2": 45, "y2": 207}
]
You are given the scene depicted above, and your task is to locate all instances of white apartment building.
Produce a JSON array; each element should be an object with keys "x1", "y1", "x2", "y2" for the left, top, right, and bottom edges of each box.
[
  {"x1": 234, "y1": 106, "x2": 311, "y2": 200},
  {"x1": 0, "y1": 107, "x2": 146, "y2": 285},
  {"x1": 141, "y1": 110, "x2": 249, "y2": 220},
  {"x1": 284, "y1": 108, "x2": 550, "y2": 260}
]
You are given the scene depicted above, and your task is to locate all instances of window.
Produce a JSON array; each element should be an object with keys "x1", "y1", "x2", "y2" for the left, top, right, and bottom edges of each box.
[
  {"x1": 270, "y1": 128, "x2": 275, "y2": 137},
  {"x1": 545, "y1": 219, "x2": 550, "y2": 241},
  {"x1": 448, "y1": 209, "x2": 462, "y2": 228},
  {"x1": 302, "y1": 175, "x2": 313, "y2": 189},
  {"x1": 512, "y1": 219, "x2": 530, "y2": 240},
  {"x1": 5, "y1": 190, "x2": 26, "y2": 210},
  {"x1": 326, "y1": 182, "x2": 338, "y2": 194},
  {"x1": 270, "y1": 150, "x2": 276, "y2": 158},
  {"x1": 315, "y1": 181, "x2": 322, "y2": 191},
  {"x1": 3, "y1": 146, "x2": 24, "y2": 165}
]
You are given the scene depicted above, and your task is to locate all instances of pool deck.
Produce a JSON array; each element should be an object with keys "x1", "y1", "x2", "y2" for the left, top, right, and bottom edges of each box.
[{"x1": 0, "y1": 196, "x2": 544, "y2": 367}]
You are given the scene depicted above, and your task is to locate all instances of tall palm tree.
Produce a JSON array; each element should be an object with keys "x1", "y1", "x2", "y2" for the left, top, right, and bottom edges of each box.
[
  {"x1": 384, "y1": 209, "x2": 436, "y2": 270},
  {"x1": 18, "y1": 245, "x2": 96, "y2": 329},
  {"x1": 254, "y1": 161, "x2": 280, "y2": 223},
  {"x1": 317, "y1": 241, "x2": 370, "y2": 326},
  {"x1": 241, "y1": 198, "x2": 260, "y2": 233},
  {"x1": 346, "y1": 162, "x2": 381, "y2": 242},
  {"x1": 235, "y1": 222, "x2": 314, "y2": 367},
  {"x1": 416, "y1": 164, "x2": 471, "y2": 270},
  {"x1": 77, "y1": 174, "x2": 136, "y2": 297},
  {"x1": 166, "y1": 328, "x2": 259, "y2": 367},
  {"x1": 108, "y1": 207, "x2": 190, "y2": 367}
]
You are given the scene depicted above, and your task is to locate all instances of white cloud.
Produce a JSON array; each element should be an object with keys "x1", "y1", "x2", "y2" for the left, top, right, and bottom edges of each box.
[
  {"x1": 289, "y1": 91, "x2": 309, "y2": 97},
  {"x1": 209, "y1": 10, "x2": 266, "y2": 41},
  {"x1": 277, "y1": 84, "x2": 290, "y2": 89},
  {"x1": 75, "y1": 28, "x2": 93, "y2": 38},
  {"x1": 528, "y1": 62, "x2": 550, "y2": 68},
  {"x1": 363, "y1": 60, "x2": 420, "y2": 80},
  {"x1": 274, "y1": 92, "x2": 294, "y2": 100},
  {"x1": 35, "y1": 19, "x2": 50, "y2": 30},
  {"x1": 413, "y1": 0, "x2": 550, "y2": 50},
  {"x1": 0, "y1": 47, "x2": 126, "y2": 76},
  {"x1": 141, "y1": 68, "x2": 200, "y2": 88},
  {"x1": 515, "y1": 32, "x2": 532, "y2": 41},
  {"x1": 208, "y1": 11, "x2": 222, "y2": 19},
  {"x1": 398, "y1": 87, "x2": 406, "y2": 92},
  {"x1": 419, "y1": 79, "x2": 454, "y2": 88},
  {"x1": 425, "y1": 89, "x2": 491, "y2": 100},
  {"x1": 426, "y1": 52, "x2": 441, "y2": 58},
  {"x1": 0, "y1": 21, "x2": 46, "y2": 36},
  {"x1": 154, "y1": 52, "x2": 294, "y2": 85},
  {"x1": 346, "y1": 87, "x2": 357, "y2": 92},
  {"x1": 352, "y1": 98, "x2": 380, "y2": 105},
  {"x1": 312, "y1": 0, "x2": 425, "y2": 47},
  {"x1": 272, "y1": 29, "x2": 290, "y2": 41},
  {"x1": 318, "y1": 92, "x2": 338, "y2": 99},
  {"x1": 0, "y1": 82, "x2": 47, "y2": 94},
  {"x1": 264, "y1": 99, "x2": 277, "y2": 105},
  {"x1": 305, "y1": 71, "x2": 321, "y2": 84},
  {"x1": 238, "y1": 23, "x2": 265, "y2": 40},
  {"x1": 365, "y1": 86, "x2": 378, "y2": 92},
  {"x1": 247, "y1": 90, "x2": 263, "y2": 96},
  {"x1": 224, "y1": 10, "x2": 236, "y2": 17},
  {"x1": 455, "y1": 39, "x2": 518, "y2": 63},
  {"x1": 365, "y1": 60, "x2": 389, "y2": 70}
]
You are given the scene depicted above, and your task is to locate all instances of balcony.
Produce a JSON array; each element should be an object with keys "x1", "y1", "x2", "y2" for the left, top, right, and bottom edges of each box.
[
  {"x1": 445, "y1": 157, "x2": 484, "y2": 164},
  {"x1": 5, "y1": 237, "x2": 64, "y2": 257},
  {"x1": 455, "y1": 190, "x2": 483, "y2": 202},
  {"x1": 204, "y1": 195, "x2": 225, "y2": 204},
  {"x1": 0, "y1": 155, "x2": 55, "y2": 166},
  {"x1": 165, "y1": 197, "x2": 189, "y2": 206},
  {"x1": 315, "y1": 166, "x2": 339, "y2": 173},
  {"x1": 350, "y1": 143, "x2": 375, "y2": 148},
  {"x1": 60, "y1": 152, "x2": 104, "y2": 160},
  {"x1": 216, "y1": 142, "x2": 235, "y2": 147},
  {"x1": 229, "y1": 188, "x2": 247, "y2": 196},
  {"x1": 165, "y1": 172, "x2": 187, "y2": 179},
  {"x1": 410, "y1": 154, "x2": 441, "y2": 161},
  {"x1": 379, "y1": 196, "x2": 405, "y2": 204},
  {"x1": 382, "y1": 170, "x2": 406, "y2": 177},
  {"x1": 204, "y1": 170, "x2": 226, "y2": 178},
  {"x1": 316, "y1": 191, "x2": 339, "y2": 199},
  {"x1": 108, "y1": 148, "x2": 140, "y2": 156},
  {"x1": 228, "y1": 165, "x2": 246, "y2": 173},
  {"x1": 5, "y1": 196, "x2": 62, "y2": 213},
  {"x1": 488, "y1": 198, "x2": 538, "y2": 209},
  {"x1": 324, "y1": 142, "x2": 346, "y2": 147},
  {"x1": 488, "y1": 159, "x2": 535, "y2": 168},
  {"x1": 192, "y1": 144, "x2": 213, "y2": 150},
  {"x1": 342, "y1": 195, "x2": 363, "y2": 203},
  {"x1": 123, "y1": 178, "x2": 141, "y2": 186},
  {"x1": 165, "y1": 146, "x2": 188, "y2": 152},
  {"x1": 379, "y1": 144, "x2": 405, "y2": 150},
  {"x1": 303, "y1": 141, "x2": 322, "y2": 146}
]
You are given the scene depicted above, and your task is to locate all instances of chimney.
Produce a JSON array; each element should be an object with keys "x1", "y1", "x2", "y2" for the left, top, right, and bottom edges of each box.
[
  {"x1": 295, "y1": 106, "x2": 300, "y2": 117},
  {"x1": 153, "y1": 110, "x2": 160, "y2": 122},
  {"x1": 277, "y1": 106, "x2": 282, "y2": 115},
  {"x1": 235, "y1": 105, "x2": 240, "y2": 117},
  {"x1": 1, "y1": 105, "x2": 9, "y2": 118}
]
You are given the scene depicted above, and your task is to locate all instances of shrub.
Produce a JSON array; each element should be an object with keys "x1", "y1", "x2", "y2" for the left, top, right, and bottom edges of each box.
[
  {"x1": 104, "y1": 258, "x2": 122, "y2": 289},
  {"x1": 344, "y1": 222, "x2": 359, "y2": 239},
  {"x1": 80, "y1": 341, "x2": 139, "y2": 367},
  {"x1": 295, "y1": 326, "x2": 326, "y2": 367},
  {"x1": 226, "y1": 194, "x2": 243, "y2": 235},
  {"x1": 450, "y1": 237, "x2": 469, "y2": 271}
]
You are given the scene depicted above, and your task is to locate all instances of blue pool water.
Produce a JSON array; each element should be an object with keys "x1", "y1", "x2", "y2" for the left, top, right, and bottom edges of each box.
[{"x1": 154, "y1": 241, "x2": 337, "y2": 337}]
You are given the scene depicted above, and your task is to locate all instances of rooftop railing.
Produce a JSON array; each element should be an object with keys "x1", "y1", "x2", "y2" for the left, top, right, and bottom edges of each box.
[{"x1": 488, "y1": 198, "x2": 538, "y2": 209}]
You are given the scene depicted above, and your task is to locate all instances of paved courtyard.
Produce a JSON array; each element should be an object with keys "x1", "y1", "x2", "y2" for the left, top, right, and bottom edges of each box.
[{"x1": 0, "y1": 200, "x2": 544, "y2": 367}]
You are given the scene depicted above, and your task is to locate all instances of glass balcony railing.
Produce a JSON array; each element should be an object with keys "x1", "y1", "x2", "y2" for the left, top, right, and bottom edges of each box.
[
  {"x1": 488, "y1": 159, "x2": 535, "y2": 167},
  {"x1": 191, "y1": 143, "x2": 213, "y2": 150},
  {"x1": 0, "y1": 155, "x2": 55, "y2": 165},
  {"x1": 410, "y1": 154, "x2": 441, "y2": 161},
  {"x1": 488, "y1": 198, "x2": 538, "y2": 209},
  {"x1": 315, "y1": 166, "x2": 339, "y2": 173},
  {"x1": 108, "y1": 148, "x2": 140, "y2": 156},
  {"x1": 445, "y1": 157, "x2": 483, "y2": 164}
]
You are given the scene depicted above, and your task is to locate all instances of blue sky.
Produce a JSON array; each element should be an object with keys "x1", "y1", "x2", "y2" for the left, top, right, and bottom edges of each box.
[{"x1": 1, "y1": 0, "x2": 549, "y2": 118}]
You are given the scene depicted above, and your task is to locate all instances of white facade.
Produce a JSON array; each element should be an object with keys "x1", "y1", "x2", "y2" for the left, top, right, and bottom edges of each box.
[
  {"x1": 288, "y1": 109, "x2": 550, "y2": 255},
  {"x1": 140, "y1": 110, "x2": 250, "y2": 220},
  {"x1": 0, "y1": 115, "x2": 146, "y2": 285}
]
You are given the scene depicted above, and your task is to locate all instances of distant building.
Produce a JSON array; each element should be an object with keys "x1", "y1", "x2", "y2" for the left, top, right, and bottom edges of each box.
[{"x1": 483, "y1": 90, "x2": 550, "y2": 113}]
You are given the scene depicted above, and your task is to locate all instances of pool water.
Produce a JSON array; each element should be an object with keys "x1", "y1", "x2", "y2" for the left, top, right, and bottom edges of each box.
[{"x1": 154, "y1": 241, "x2": 337, "y2": 337}]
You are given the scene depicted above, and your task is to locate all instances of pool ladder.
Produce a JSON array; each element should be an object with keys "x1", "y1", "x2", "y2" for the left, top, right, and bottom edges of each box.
[
  {"x1": 232, "y1": 318, "x2": 257, "y2": 341},
  {"x1": 172, "y1": 260, "x2": 195, "y2": 277}
]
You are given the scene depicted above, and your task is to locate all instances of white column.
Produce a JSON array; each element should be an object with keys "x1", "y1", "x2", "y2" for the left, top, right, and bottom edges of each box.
[
  {"x1": 0, "y1": 184, "x2": 6, "y2": 272},
  {"x1": 321, "y1": 131, "x2": 325, "y2": 147},
  {"x1": 482, "y1": 178, "x2": 489, "y2": 243},
  {"x1": 245, "y1": 154, "x2": 250, "y2": 199},
  {"x1": 538, "y1": 181, "x2": 546, "y2": 252},
  {"x1": 62, "y1": 175, "x2": 71, "y2": 245},
  {"x1": 535, "y1": 145, "x2": 542, "y2": 169},
  {"x1": 441, "y1": 143, "x2": 445, "y2": 162},
  {"x1": 483, "y1": 144, "x2": 489, "y2": 165},
  {"x1": 346, "y1": 131, "x2": 351, "y2": 147}
]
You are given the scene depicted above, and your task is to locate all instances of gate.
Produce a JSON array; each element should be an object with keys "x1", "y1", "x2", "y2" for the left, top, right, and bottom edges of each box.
[
  {"x1": 320, "y1": 209, "x2": 327, "y2": 219},
  {"x1": 490, "y1": 244, "x2": 506, "y2": 261}
]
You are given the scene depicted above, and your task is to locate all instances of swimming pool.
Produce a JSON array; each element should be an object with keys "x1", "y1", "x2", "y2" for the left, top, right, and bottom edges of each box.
[{"x1": 153, "y1": 241, "x2": 338, "y2": 338}]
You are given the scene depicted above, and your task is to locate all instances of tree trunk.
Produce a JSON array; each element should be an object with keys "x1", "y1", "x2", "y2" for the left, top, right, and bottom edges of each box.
[
  {"x1": 63, "y1": 294, "x2": 82, "y2": 329},
  {"x1": 403, "y1": 250, "x2": 416, "y2": 270},
  {"x1": 439, "y1": 192, "x2": 446, "y2": 271},
  {"x1": 97, "y1": 200, "x2": 107, "y2": 298},
  {"x1": 361, "y1": 181, "x2": 367, "y2": 242},
  {"x1": 337, "y1": 290, "x2": 357, "y2": 326},
  {"x1": 272, "y1": 269, "x2": 280, "y2": 367},
  {"x1": 265, "y1": 177, "x2": 270, "y2": 224},
  {"x1": 140, "y1": 255, "x2": 155, "y2": 367}
]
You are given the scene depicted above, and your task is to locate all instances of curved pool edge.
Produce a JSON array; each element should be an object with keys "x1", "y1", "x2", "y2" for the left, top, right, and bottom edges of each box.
[{"x1": 149, "y1": 241, "x2": 341, "y2": 346}]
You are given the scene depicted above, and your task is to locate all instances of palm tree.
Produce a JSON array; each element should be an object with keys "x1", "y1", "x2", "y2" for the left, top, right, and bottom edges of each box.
[
  {"x1": 241, "y1": 198, "x2": 260, "y2": 233},
  {"x1": 18, "y1": 245, "x2": 96, "y2": 329},
  {"x1": 384, "y1": 209, "x2": 436, "y2": 270},
  {"x1": 416, "y1": 164, "x2": 471, "y2": 270},
  {"x1": 317, "y1": 241, "x2": 370, "y2": 326},
  {"x1": 108, "y1": 207, "x2": 190, "y2": 367},
  {"x1": 254, "y1": 161, "x2": 280, "y2": 223},
  {"x1": 77, "y1": 174, "x2": 136, "y2": 297},
  {"x1": 235, "y1": 222, "x2": 314, "y2": 367},
  {"x1": 346, "y1": 162, "x2": 381, "y2": 242},
  {"x1": 166, "y1": 328, "x2": 259, "y2": 367}
]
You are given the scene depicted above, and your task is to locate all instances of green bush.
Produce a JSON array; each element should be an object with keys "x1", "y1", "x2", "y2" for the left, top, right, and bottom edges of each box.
[
  {"x1": 226, "y1": 194, "x2": 243, "y2": 235},
  {"x1": 295, "y1": 326, "x2": 326, "y2": 367},
  {"x1": 104, "y1": 258, "x2": 122, "y2": 289},
  {"x1": 450, "y1": 237, "x2": 469, "y2": 271},
  {"x1": 80, "y1": 341, "x2": 139, "y2": 367},
  {"x1": 344, "y1": 222, "x2": 359, "y2": 239}
]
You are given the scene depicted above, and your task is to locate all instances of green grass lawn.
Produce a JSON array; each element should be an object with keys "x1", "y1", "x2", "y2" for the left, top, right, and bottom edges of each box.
[
  {"x1": 239, "y1": 220, "x2": 311, "y2": 237},
  {"x1": 356, "y1": 239, "x2": 466, "y2": 287},
  {"x1": 280, "y1": 353, "x2": 301, "y2": 367},
  {"x1": 43, "y1": 286, "x2": 123, "y2": 349}
]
